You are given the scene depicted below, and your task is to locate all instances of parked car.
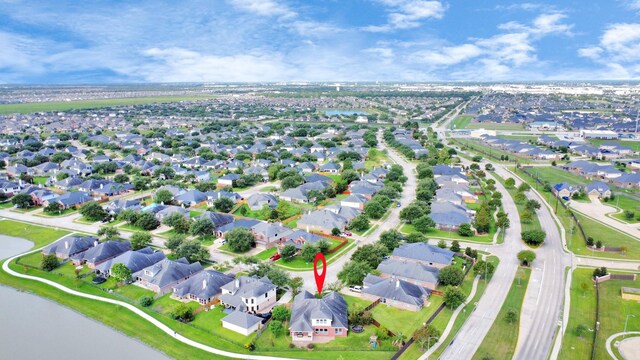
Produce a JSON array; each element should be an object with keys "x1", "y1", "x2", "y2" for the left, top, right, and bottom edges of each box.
[
  {"x1": 342, "y1": 231, "x2": 352, "y2": 237},
  {"x1": 270, "y1": 253, "x2": 281, "y2": 262},
  {"x1": 349, "y1": 285, "x2": 362, "y2": 293},
  {"x1": 396, "y1": 201, "x2": 401, "y2": 207}
]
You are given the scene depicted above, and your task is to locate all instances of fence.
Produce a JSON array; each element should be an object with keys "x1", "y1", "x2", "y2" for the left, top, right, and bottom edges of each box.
[
  {"x1": 518, "y1": 167, "x2": 589, "y2": 246},
  {"x1": 591, "y1": 282, "x2": 601, "y2": 360}
]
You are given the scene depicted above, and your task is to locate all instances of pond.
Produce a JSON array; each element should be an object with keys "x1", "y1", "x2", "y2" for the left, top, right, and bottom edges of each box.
[
  {"x1": 0, "y1": 234, "x2": 171, "y2": 360},
  {"x1": 324, "y1": 109, "x2": 369, "y2": 116}
]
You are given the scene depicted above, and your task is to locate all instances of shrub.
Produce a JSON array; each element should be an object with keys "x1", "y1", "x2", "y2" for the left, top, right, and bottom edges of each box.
[
  {"x1": 41, "y1": 254, "x2": 59, "y2": 271},
  {"x1": 138, "y1": 296, "x2": 153, "y2": 307}
]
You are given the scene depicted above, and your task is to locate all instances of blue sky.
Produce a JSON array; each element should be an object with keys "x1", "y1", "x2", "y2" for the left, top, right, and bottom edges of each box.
[{"x1": 1, "y1": 0, "x2": 640, "y2": 83}]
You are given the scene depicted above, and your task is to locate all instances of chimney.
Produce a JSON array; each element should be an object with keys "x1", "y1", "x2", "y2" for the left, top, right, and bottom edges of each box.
[
  {"x1": 235, "y1": 279, "x2": 239, "y2": 288},
  {"x1": 94, "y1": 240, "x2": 99, "y2": 247},
  {"x1": 396, "y1": 279, "x2": 400, "y2": 288},
  {"x1": 64, "y1": 240, "x2": 69, "y2": 249},
  {"x1": 202, "y1": 279, "x2": 207, "y2": 289}
]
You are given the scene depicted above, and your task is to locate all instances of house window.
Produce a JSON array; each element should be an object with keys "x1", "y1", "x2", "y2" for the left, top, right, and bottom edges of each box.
[
  {"x1": 251, "y1": 298, "x2": 254, "y2": 304},
  {"x1": 265, "y1": 293, "x2": 267, "y2": 298},
  {"x1": 335, "y1": 328, "x2": 343, "y2": 335}
]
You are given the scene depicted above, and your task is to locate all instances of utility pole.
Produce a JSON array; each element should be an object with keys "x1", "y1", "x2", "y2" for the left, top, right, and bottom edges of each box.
[{"x1": 624, "y1": 314, "x2": 636, "y2": 339}]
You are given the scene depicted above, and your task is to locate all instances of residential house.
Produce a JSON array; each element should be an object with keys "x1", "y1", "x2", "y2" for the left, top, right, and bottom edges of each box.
[
  {"x1": 42, "y1": 235, "x2": 98, "y2": 260},
  {"x1": 429, "y1": 201, "x2": 473, "y2": 231},
  {"x1": 195, "y1": 211, "x2": 235, "y2": 230},
  {"x1": 72, "y1": 240, "x2": 132, "y2": 268},
  {"x1": 247, "y1": 193, "x2": 278, "y2": 211},
  {"x1": 289, "y1": 291, "x2": 348, "y2": 343},
  {"x1": 585, "y1": 181, "x2": 612, "y2": 198},
  {"x1": 297, "y1": 209, "x2": 349, "y2": 234},
  {"x1": 376, "y1": 258, "x2": 440, "y2": 290},
  {"x1": 218, "y1": 173, "x2": 240, "y2": 187},
  {"x1": 105, "y1": 198, "x2": 141, "y2": 215},
  {"x1": 251, "y1": 222, "x2": 292, "y2": 248},
  {"x1": 553, "y1": 182, "x2": 580, "y2": 198},
  {"x1": 361, "y1": 274, "x2": 431, "y2": 311},
  {"x1": 95, "y1": 247, "x2": 166, "y2": 277},
  {"x1": 47, "y1": 191, "x2": 93, "y2": 209},
  {"x1": 172, "y1": 270, "x2": 235, "y2": 304},
  {"x1": 391, "y1": 243, "x2": 454, "y2": 269},
  {"x1": 219, "y1": 276, "x2": 277, "y2": 314},
  {"x1": 134, "y1": 258, "x2": 204, "y2": 295}
]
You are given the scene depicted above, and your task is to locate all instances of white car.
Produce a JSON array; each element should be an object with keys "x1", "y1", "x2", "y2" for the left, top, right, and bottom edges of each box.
[{"x1": 349, "y1": 285, "x2": 362, "y2": 293}]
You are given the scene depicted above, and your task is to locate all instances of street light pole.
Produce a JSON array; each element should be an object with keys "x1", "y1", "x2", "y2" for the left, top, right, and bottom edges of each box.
[
  {"x1": 623, "y1": 314, "x2": 636, "y2": 339},
  {"x1": 427, "y1": 336, "x2": 438, "y2": 359}
]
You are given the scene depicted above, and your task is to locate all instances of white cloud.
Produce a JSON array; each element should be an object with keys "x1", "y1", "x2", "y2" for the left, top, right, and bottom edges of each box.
[
  {"x1": 578, "y1": 23, "x2": 640, "y2": 78},
  {"x1": 411, "y1": 44, "x2": 482, "y2": 66},
  {"x1": 364, "y1": 0, "x2": 445, "y2": 32},
  {"x1": 227, "y1": 0, "x2": 296, "y2": 18}
]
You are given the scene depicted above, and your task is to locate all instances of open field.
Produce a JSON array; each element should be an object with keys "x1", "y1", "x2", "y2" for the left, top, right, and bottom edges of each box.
[
  {"x1": 466, "y1": 122, "x2": 525, "y2": 130},
  {"x1": 0, "y1": 95, "x2": 216, "y2": 114},
  {"x1": 586, "y1": 139, "x2": 640, "y2": 152},
  {"x1": 401, "y1": 223, "x2": 496, "y2": 243},
  {"x1": 521, "y1": 166, "x2": 589, "y2": 186},
  {"x1": 450, "y1": 115, "x2": 473, "y2": 129},
  {"x1": 472, "y1": 267, "x2": 531, "y2": 360},
  {"x1": 559, "y1": 268, "x2": 640, "y2": 360},
  {"x1": 371, "y1": 296, "x2": 444, "y2": 336},
  {"x1": 0, "y1": 219, "x2": 71, "y2": 247},
  {"x1": 609, "y1": 194, "x2": 640, "y2": 223}
]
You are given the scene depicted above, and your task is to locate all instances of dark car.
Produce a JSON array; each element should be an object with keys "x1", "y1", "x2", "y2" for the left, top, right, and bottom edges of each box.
[
  {"x1": 257, "y1": 312, "x2": 272, "y2": 324},
  {"x1": 92, "y1": 276, "x2": 107, "y2": 284}
]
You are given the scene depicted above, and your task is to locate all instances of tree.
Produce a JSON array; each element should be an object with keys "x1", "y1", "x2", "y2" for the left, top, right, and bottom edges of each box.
[
  {"x1": 97, "y1": 225, "x2": 120, "y2": 240},
  {"x1": 174, "y1": 240, "x2": 209, "y2": 263},
  {"x1": 505, "y1": 178, "x2": 516, "y2": 188},
  {"x1": 309, "y1": 239, "x2": 328, "y2": 256},
  {"x1": 473, "y1": 260, "x2": 495, "y2": 279},
  {"x1": 300, "y1": 243, "x2": 318, "y2": 263},
  {"x1": 413, "y1": 325, "x2": 441, "y2": 352},
  {"x1": 280, "y1": 244, "x2": 297, "y2": 261},
  {"x1": 416, "y1": 163, "x2": 434, "y2": 179},
  {"x1": 348, "y1": 214, "x2": 370, "y2": 232},
  {"x1": 80, "y1": 202, "x2": 108, "y2": 221},
  {"x1": 43, "y1": 202, "x2": 62, "y2": 214},
  {"x1": 288, "y1": 276, "x2": 304, "y2": 296},
  {"x1": 517, "y1": 183, "x2": 530, "y2": 192},
  {"x1": 111, "y1": 263, "x2": 132, "y2": 283},
  {"x1": 155, "y1": 189, "x2": 174, "y2": 204},
  {"x1": 406, "y1": 233, "x2": 427, "y2": 243},
  {"x1": 443, "y1": 286, "x2": 466, "y2": 309},
  {"x1": 213, "y1": 197, "x2": 235, "y2": 213},
  {"x1": 331, "y1": 227, "x2": 342, "y2": 236},
  {"x1": 399, "y1": 204, "x2": 423, "y2": 223},
  {"x1": 473, "y1": 205, "x2": 492, "y2": 234},
  {"x1": 505, "y1": 308, "x2": 518, "y2": 324},
  {"x1": 392, "y1": 332, "x2": 407, "y2": 349},
  {"x1": 413, "y1": 215, "x2": 435, "y2": 232},
  {"x1": 379, "y1": 230, "x2": 402, "y2": 252},
  {"x1": 248, "y1": 263, "x2": 290, "y2": 289},
  {"x1": 135, "y1": 212, "x2": 160, "y2": 230},
  {"x1": 496, "y1": 211, "x2": 510, "y2": 230},
  {"x1": 337, "y1": 261, "x2": 372, "y2": 285},
  {"x1": 520, "y1": 209, "x2": 533, "y2": 223},
  {"x1": 595, "y1": 240, "x2": 603, "y2": 249},
  {"x1": 525, "y1": 199, "x2": 541, "y2": 211},
  {"x1": 269, "y1": 320, "x2": 284, "y2": 337},
  {"x1": 458, "y1": 223, "x2": 474, "y2": 237},
  {"x1": 170, "y1": 303, "x2": 194, "y2": 322},
  {"x1": 439, "y1": 265, "x2": 465, "y2": 286},
  {"x1": 450, "y1": 240, "x2": 461, "y2": 253},
  {"x1": 351, "y1": 243, "x2": 387, "y2": 269},
  {"x1": 163, "y1": 212, "x2": 191, "y2": 234},
  {"x1": 129, "y1": 231, "x2": 152, "y2": 250},
  {"x1": 575, "y1": 324, "x2": 588, "y2": 338},
  {"x1": 521, "y1": 230, "x2": 546, "y2": 246},
  {"x1": 11, "y1": 194, "x2": 33, "y2": 208},
  {"x1": 514, "y1": 191, "x2": 526, "y2": 203},
  {"x1": 113, "y1": 174, "x2": 129, "y2": 183},
  {"x1": 41, "y1": 254, "x2": 59, "y2": 271},
  {"x1": 364, "y1": 201, "x2": 386, "y2": 219},
  {"x1": 272, "y1": 305, "x2": 291, "y2": 322},
  {"x1": 592, "y1": 266, "x2": 608, "y2": 278},
  {"x1": 138, "y1": 296, "x2": 153, "y2": 307},
  {"x1": 165, "y1": 234, "x2": 186, "y2": 252},
  {"x1": 517, "y1": 250, "x2": 536, "y2": 266},
  {"x1": 189, "y1": 218, "x2": 215, "y2": 238}
]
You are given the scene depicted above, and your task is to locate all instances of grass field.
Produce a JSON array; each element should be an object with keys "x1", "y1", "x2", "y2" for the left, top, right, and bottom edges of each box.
[
  {"x1": 275, "y1": 239, "x2": 353, "y2": 270},
  {"x1": 365, "y1": 148, "x2": 392, "y2": 170},
  {"x1": 0, "y1": 219, "x2": 71, "y2": 247},
  {"x1": 450, "y1": 115, "x2": 473, "y2": 129},
  {"x1": 466, "y1": 122, "x2": 525, "y2": 130},
  {"x1": 400, "y1": 223, "x2": 496, "y2": 243},
  {"x1": 0, "y1": 95, "x2": 216, "y2": 114},
  {"x1": 521, "y1": 166, "x2": 588, "y2": 186},
  {"x1": 608, "y1": 194, "x2": 640, "y2": 223},
  {"x1": 472, "y1": 267, "x2": 531, "y2": 360},
  {"x1": 255, "y1": 246, "x2": 278, "y2": 260},
  {"x1": 586, "y1": 139, "x2": 640, "y2": 152}
]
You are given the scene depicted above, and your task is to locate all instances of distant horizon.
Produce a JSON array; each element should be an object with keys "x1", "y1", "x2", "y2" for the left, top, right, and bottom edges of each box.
[{"x1": 2, "y1": 1, "x2": 640, "y2": 83}]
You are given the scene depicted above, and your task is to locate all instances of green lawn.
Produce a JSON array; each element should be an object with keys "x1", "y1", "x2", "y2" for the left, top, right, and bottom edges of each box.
[
  {"x1": 365, "y1": 148, "x2": 392, "y2": 170},
  {"x1": 466, "y1": 122, "x2": 525, "y2": 130},
  {"x1": 33, "y1": 176, "x2": 49, "y2": 185},
  {"x1": 0, "y1": 202, "x2": 14, "y2": 209},
  {"x1": 449, "y1": 115, "x2": 472, "y2": 129},
  {"x1": 522, "y1": 166, "x2": 588, "y2": 186},
  {"x1": 0, "y1": 95, "x2": 217, "y2": 114},
  {"x1": 190, "y1": 306, "x2": 252, "y2": 345},
  {"x1": 493, "y1": 173, "x2": 543, "y2": 234},
  {"x1": 343, "y1": 294, "x2": 374, "y2": 311},
  {"x1": 189, "y1": 209, "x2": 204, "y2": 217},
  {"x1": 609, "y1": 194, "x2": 640, "y2": 223},
  {"x1": 472, "y1": 267, "x2": 531, "y2": 360},
  {"x1": 587, "y1": 139, "x2": 640, "y2": 152},
  {"x1": 451, "y1": 138, "x2": 532, "y2": 164},
  {"x1": 0, "y1": 219, "x2": 71, "y2": 247},
  {"x1": 255, "y1": 247, "x2": 278, "y2": 260},
  {"x1": 275, "y1": 239, "x2": 354, "y2": 270},
  {"x1": 400, "y1": 223, "x2": 496, "y2": 243},
  {"x1": 558, "y1": 268, "x2": 597, "y2": 360},
  {"x1": 36, "y1": 208, "x2": 78, "y2": 217},
  {"x1": 371, "y1": 296, "x2": 444, "y2": 336}
]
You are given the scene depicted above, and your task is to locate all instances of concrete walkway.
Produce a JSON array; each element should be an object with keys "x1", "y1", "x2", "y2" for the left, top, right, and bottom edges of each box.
[
  {"x1": 420, "y1": 275, "x2": 481, "y2": 360},
  {"x1": 569, "y1": 199, "x2": 640, "y2": 240},
  {"x1": 1, "y1": 237, "x2": 300, "y2": 360},
  {"x1": 606, "y1": 332, "x2": 640, "y2": 360}
]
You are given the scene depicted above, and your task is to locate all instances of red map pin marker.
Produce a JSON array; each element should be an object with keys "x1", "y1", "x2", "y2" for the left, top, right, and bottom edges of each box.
[{"x1": 313, "y1": 252, "x2": 327, "y2": 295}]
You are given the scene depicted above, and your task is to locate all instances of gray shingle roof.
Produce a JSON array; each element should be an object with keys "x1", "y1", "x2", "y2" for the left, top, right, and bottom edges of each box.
[
  {"x1": 222, "y1": 310, "x2": 263, "y2": 329},
  {"x1": 362, "y1": 274, "x2": 430, "y2": 307},
  {"x1": 377, "y1": 259, "x2": 439, "y2": 284},
  {"x1": 134, "y1": 258, "x2": 203, "y2": 288},
  {"x1": 42, "y1": 235, "x2": 97, "y2": 258},
  {"x1": 290, "y1": 291, "x2": 348, "y2": 333},
  {"x1": 173, "y1": 270, "x2": 235, "y2": 299},
  {"x1": 392, "y1": 243, "x2": 454, "y2": 266}
]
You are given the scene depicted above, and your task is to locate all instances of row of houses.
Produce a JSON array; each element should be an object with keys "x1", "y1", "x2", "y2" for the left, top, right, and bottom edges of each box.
[{"x1": 561, "y1": 160, "x2": 640, "y2": 189}]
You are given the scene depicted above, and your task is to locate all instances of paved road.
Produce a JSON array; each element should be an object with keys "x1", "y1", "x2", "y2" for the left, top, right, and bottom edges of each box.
[
  {"x1": 569, "y1": 198, "x2": 640, "y2": 239},
  {"x1": 296, "y1": 130, "x2": 417, "y2": 292}
]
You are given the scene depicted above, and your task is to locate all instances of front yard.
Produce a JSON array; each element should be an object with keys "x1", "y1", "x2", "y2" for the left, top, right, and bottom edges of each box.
[
  {"x1": 0, "y1": 219, "x2": 71, "y2": 247},
  {"x1": 371, "y1": 296, "x2": 444, "y2": 336}
]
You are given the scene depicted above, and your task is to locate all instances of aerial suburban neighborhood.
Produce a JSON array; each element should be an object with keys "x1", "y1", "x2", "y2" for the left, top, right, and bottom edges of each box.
[{"x1": 1, "y1": 2, "x2": 640, "y2": 360}]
